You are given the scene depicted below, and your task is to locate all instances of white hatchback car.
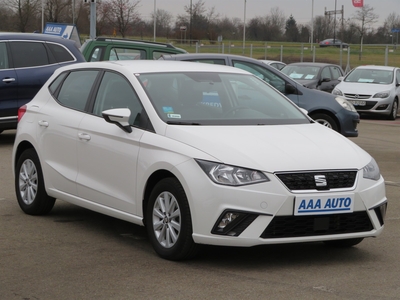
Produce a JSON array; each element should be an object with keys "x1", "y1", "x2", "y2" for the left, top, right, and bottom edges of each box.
[
  {"x1": 332, "y1": 65, "x2": 400, "y2": 120},
  {"x1": 12, "y1": 61, "x2": 387, "y2": 260}
]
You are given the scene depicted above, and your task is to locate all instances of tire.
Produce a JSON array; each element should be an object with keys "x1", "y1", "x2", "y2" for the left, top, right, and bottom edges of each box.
[
  {"x1": 388, "y1": 99, "x2": 398, "y2": 120},
  {"x1": 323, "y1": 238, "x2": 364, "y2": 248},
  {"x1": 15, "y1": 148, "x2": 55, "y2": 215},
  {"x1": 310, "y1": 113, "x2": 339, "y2": 132},
  {"x1": 145, "y1": 177, "x2": 198, "y2": 260}
]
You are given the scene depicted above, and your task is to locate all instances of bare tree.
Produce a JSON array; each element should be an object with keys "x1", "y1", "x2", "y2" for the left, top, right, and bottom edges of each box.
[
  {"x1": 352, "y1": 4, "x2": 378, "y2": 59},
  {"x1": 103, "y1": 0, "x2": 141, "y2": 38},
  {"x1": 6, "y1": 0, "x2": 40, "y2": 32},
  {"x1": 152, "y1": 9, "x2": 173, "y2": 38},
  {"x1": 45, "y1": 0, "x2": 71, "y2": 23}
]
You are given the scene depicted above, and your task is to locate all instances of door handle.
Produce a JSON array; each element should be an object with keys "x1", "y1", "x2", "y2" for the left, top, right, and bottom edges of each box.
[
  {"x1": 2, "y1": 78, "x2": 16, "y2": 83},
  {"x1": 38, "y1": 120, "x2": 49, "y2": 127},
  {"x1": 78, "y1": 132, "x2": 91, "y2": 141}
]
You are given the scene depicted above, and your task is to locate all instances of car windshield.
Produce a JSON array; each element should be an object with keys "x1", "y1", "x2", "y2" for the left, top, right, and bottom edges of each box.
[
  {"x1": 137, "y1": 72, "x2": 309, "y2": 126},
  {"x1": 281, "y1": 66, "x2": 321, "y2": 80},
  {"x1": 344, "y1": 69, "x2": 393, "y2": 84}
]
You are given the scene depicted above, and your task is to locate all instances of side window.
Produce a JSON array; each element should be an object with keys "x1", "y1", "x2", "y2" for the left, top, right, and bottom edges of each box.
[
  {"x1": 0, "y1": 42, "x2": 9, "y2": 69},
  {"x1": 57, "y1": 70, "x2": 98, "y2": 111},
  {"x1": 321, "y1": 67, "x2": 331, "y2": 80},
  {"x1": 89, "y1": 47, "x2": 105, "y2": 62},
  {"x1": 109, "y1": 47, "x2": 145, "y2": 60},
  {"x1": 396, "y1": 70, "x2": 400, "y2": 84},
  {"x1": 233, "y1": 60, "x2": 286, "y2": 93},
  {"x1": 48, "y1": 72, "x2": 68, "y2": 94},
  {"x1": 9, "y1": 42, "x2": 49, "y2": 68},
  {"x1": 330, "y1": 66, "x2": 342, "y2": 80},
  {"x1": 93, "y1": 72, "x2": 143, "y2": 126},
  {"x1": 47, "y1": 43, "x2": 75, "y2": 63}
]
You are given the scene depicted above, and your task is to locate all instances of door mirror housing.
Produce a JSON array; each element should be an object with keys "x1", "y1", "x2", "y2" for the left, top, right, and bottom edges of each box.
[{"x1": 102, "y1": 108, "x2": 132, "y2": 133}]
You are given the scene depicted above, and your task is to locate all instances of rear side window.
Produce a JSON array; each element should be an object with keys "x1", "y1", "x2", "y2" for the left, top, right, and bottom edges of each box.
[
  {"x1": 88, "y1": 47, "x2": 104, "y2": 62},
  {"x1": 109, "y1": 47, "x2": 145, "y2": 60},
  {"x1": 0, "y1": 42, "x2": 9, "y2": 69},
  {"x1": 47, "y1": 43, "x2": 75, "y2": 63},
  {"x1": 57, "y1": 70, "x2": 98, "y2": 111},
  {"x1": 9, "y1": 41, "x2": 49, "y2": 68}
]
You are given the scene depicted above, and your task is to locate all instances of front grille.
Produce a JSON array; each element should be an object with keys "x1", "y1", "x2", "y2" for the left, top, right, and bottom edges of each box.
[
  {"x1": 260, "y1": 211, "x2": 373, "y2": 238},
  {"x1": 344, "y1": 93, "x2": 371, "y2": 100},
  {"x1": 276, "y1": 171, "x2": 357, "y2": 191}
]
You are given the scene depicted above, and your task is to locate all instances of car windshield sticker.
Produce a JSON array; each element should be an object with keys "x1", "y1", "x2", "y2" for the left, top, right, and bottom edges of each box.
[
  {"x1": 305, "y1": 75, "x2": 315, "y2": 79},
  {"x1": 290, "y1": 73, "x2": 303, "y2": 79},
  {"x1": 162, "y1": 106, "x2": 174, "y2": 113},
  {"x1": 167, "y1": 113, "x2": 181, "y2": 119},
  {"x1": 358, "y1": 78, "x2": 374, "y2": 83}
]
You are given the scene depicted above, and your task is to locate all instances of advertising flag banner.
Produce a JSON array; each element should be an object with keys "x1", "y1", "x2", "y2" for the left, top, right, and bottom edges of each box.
[{"x1": 352, "y1": 0, "x2": 363, "y2": 7}]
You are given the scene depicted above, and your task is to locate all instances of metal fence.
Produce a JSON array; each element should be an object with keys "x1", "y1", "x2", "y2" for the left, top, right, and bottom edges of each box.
[{"x1": 186, "y1": 42, "x2": 400, "y2": 72}]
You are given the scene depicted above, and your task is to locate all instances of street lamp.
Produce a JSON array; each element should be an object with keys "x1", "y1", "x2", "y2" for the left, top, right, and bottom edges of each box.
[
  {"x1": 243, "y1": 0, "x2": 246, "y2": 51},
  {"x1": 311, "y1": 0, "x2": 314, "y2": 49},
  {"x1": 153, "y1": 0, "x2": 156, "y2": 41}
]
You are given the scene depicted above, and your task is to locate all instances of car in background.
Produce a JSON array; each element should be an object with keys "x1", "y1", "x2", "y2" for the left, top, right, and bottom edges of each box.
[
  {"x1": 80, "y1": 37, "x2": 187, "y2": 62},
  {"x1": 281, "y1": 62, "x2": 344, "y2": 93},
  {"x1": 259, "y1": 59, "x2": 286, "y2": 70},
  {"x1": 12, "y1": 60, "x2": 387, "y2": 261},
  {"x1": 319, "y1": 38, "x2": 349, "y2": 48},
  {"x1": 0, "y1": 32, "x2": 86, "y2": 134},
  {"x1": 332, "y1": 65, "x2": 400, "y2": 120},
  {"x1": 160, "y1": 53, "x2": 359, "y2": 137}
]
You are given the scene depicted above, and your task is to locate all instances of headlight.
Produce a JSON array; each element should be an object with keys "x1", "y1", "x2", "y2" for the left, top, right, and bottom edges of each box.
[
  {"x1": 363, "y1": 158, "x2": 381, "y2": 181},
  {"x1": 335, "y1": 96, "x2": 357, "y2": 112},
  {"x1": 373, "y1": 91, "x2": 390, "y2": 98},
  {"x1": 332, "y1": 89, "x2": 343, "y2": 96},
  {"x1": 196, "y1": 159, "x2": 270, "y2": 186}
]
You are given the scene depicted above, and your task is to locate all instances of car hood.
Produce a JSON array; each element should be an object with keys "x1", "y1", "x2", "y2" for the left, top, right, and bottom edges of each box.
[
  {"x1": 335, "y1": 81, "x2": 392, "y2": 94},
  {"x1": 165, "y1": 123, "x2": 369, "y2": 172}
]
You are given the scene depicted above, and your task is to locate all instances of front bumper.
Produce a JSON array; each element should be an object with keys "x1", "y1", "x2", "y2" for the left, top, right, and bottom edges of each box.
[{"x1": 179, "y1": 161, "x2": 387, "y2": 247}]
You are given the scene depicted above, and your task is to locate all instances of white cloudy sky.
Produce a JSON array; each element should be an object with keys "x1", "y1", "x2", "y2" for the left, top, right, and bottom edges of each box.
[{"x1": 139, "y1": 0, "x2": 399, "y2": 28}]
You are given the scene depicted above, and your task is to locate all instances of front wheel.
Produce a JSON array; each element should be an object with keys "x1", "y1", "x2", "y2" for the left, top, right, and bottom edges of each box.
[
  {"x1": 15, "y1": 148, "x2": 55, "y2": 215},
  {"x1": 323, "y1": 238, "x2": 364, "y2": 248},
  {"x1": 145, "y1": 177, "x2": 198, "y2": 260},
  {"x1": 388, "y1": 99, "x2": 398, "y2": 120},
  {"x1": 310, "y1": 113, "x2": 339, "y2": 132}
]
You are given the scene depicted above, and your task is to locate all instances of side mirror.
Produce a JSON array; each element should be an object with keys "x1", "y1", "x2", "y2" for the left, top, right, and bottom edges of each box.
[
  {"x1": 285, "y1": 83, "x2": 297, "y2": 94},
  {"x1": 102, "y1": 108, "x2": 132, "y2": 133},
  {"x1": 338, "y1": 76, "x2": 344, "y2": 81}
]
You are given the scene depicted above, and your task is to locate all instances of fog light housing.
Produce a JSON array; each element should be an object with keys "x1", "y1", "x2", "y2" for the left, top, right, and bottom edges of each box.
[
  {"x1": 374, "y1": 202, "x2": 387, "y2": 226},
  {"x1": 212, "y1": 210, "x2": 259, "y2": 236},
  {"x1": 376, "y1": 104, "x2": 389, "y2": 110}
]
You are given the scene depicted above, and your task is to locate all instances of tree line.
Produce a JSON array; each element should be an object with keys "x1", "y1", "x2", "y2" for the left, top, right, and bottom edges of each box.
[{"x1": 1, "y1": 0, "x2": 400, "y2": 45}]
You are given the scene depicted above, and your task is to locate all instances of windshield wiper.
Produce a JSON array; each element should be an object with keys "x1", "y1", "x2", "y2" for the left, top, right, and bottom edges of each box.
[{"x1": 166, "y1": 121, "x2": 201, "y2": 125}]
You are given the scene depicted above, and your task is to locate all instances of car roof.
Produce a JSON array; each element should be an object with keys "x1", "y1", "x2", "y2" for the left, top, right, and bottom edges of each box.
[
  {"x1": 0, "y1": 32, "x2": 76, "y2": 44},
  {"x1": 54, "y1": 60, "x2": 251, "y2": 74},
  {"x1": 354, "y1": 65, "x2": 396, "y2": 71},
  {"x1": 285, "y1": 62, "x2": 341, "y2": 67}
]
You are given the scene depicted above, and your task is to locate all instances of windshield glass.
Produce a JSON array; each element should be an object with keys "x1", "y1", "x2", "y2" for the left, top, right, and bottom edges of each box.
[
  {"x1": 137, "y1": 72, "x2": 309, "y2": 125},
  {"x1": 281, "y1": 66, "x2": 321, "y2": 80},
  {"x1": 344, "y1": 68, "x2": 393, "y2": 84}
]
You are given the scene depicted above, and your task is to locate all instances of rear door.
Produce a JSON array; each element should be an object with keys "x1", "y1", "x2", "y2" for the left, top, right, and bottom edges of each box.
[{"x1": 0, "y1": 41, "x2": 18, "y2": 125}]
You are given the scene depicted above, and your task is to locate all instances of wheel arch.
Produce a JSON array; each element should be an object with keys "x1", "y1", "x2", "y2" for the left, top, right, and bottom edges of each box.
[
  {"x1": 308, "y1": 109, "x2": 341, "y2": 131},
  {"x1": 142, "y1": 169, "x2": 178, "y2": 223},
  {"x1": 14, "y1": 141, "x2": 35, "y2": 171}
]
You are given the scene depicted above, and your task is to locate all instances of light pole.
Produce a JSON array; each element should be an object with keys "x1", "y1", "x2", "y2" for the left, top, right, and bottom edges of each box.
[
  {"x1": 243, "y1": 0, "x2": 246, "y2": 51},
  {"x1": 153, "y1": 0, "x2": 156, "y2": 41},
  {"x1": 189, "y1": 0, "x2": 192, "y2": 46},
  {"x1": 311, "y1": 0, "x2": 314, "y2": 49}
]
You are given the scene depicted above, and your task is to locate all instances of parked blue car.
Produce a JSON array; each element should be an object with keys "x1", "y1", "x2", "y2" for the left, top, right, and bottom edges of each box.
[{"x1": 0, "y1": 33, "x2": 86, "y2": 134}]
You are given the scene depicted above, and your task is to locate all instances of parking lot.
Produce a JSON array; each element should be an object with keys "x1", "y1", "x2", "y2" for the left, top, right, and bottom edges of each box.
[{"x1": 1, "y1": 119, "x2": 399, "y2": 300}]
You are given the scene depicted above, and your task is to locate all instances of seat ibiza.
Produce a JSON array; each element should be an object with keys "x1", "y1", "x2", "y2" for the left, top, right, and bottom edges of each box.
[{"x1": 12, "y1": 61, "x2": 387, "y2": 260}]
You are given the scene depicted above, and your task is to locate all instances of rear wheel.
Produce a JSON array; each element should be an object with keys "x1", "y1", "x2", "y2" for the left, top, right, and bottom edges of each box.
[
  {"x1": 15, "y1": 148, "x2": 55, "y2": 215},
  {"x1": 388, "y1": 99, "x2": 398, "y2": 120},
  {"x1": 324, "y1": 238, "x2": 364, "y2": 248},
  {"x1": 310, "y1": 113, "x2": 339, "y2": 132},
  {"x1": 146, "y1": 177, "x2": 198, "y2": 260}
]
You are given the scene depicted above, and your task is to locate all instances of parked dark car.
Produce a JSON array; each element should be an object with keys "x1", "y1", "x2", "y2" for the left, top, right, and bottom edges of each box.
[
  {"x1": 0, "y1": 32, "x2": 86, "y2": 134},
  {"x1": 319, "y1": 38, "x2": 349, "y2": 48},
  {"x1": 160, "y1": 53, "x2": 359, "y2": 137},
  {"x1": 281, "y1": 62, "x2": 344, "y2": 93}
]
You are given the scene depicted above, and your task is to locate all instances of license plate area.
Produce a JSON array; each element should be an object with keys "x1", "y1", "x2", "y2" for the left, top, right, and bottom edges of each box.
[
  {"x1": 349, "y1": 100, "x2": 366, "y2": 106},
  {"x1": 294, "y1": 195, "x2": 354, "y2": 216}
]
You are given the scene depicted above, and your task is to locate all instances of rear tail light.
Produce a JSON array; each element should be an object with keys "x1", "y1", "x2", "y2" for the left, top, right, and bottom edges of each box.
[{"x1": 18, "y1": 105, "x2": 27, "y2": 122}]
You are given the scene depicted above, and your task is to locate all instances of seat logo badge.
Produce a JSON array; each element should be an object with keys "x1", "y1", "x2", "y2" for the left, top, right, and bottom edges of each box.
[{"x1": 314, "y1": 175, "x2": 327, "y2": 187}]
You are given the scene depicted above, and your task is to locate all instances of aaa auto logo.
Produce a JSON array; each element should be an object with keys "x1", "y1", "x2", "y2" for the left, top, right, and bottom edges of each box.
[{"x1": 352, "y1": 0, "x2": 363, "y2": 7}]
